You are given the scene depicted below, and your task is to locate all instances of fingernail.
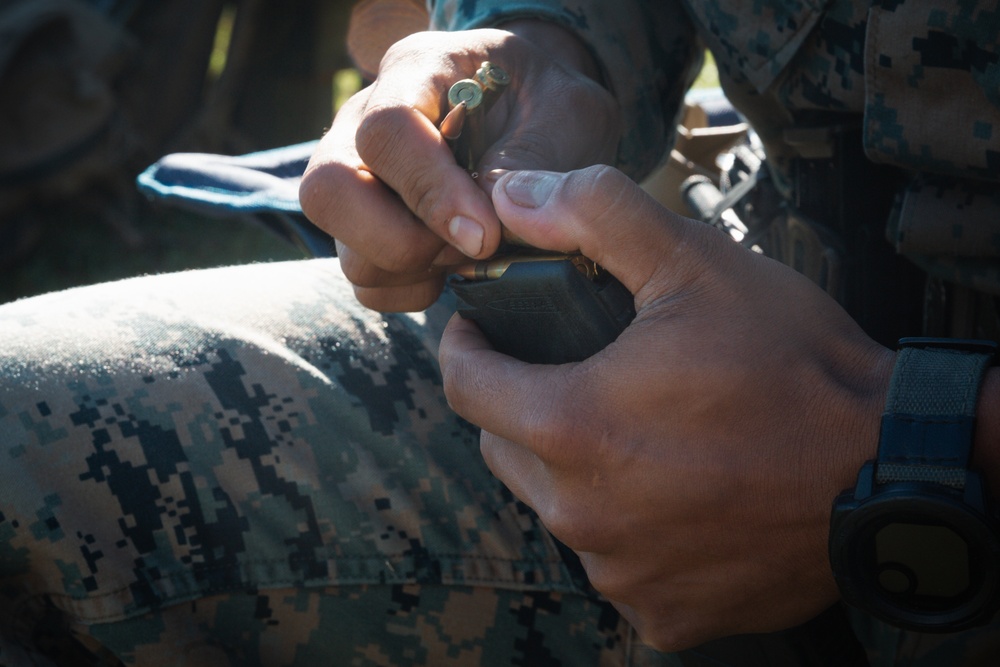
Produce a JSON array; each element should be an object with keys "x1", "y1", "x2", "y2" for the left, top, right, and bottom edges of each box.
[
  {"x1": 448, "y1": 215, "x2": 484, "y2": 257},
  {"x1": 502, "y1": 171, "x2": 559, "y2": 209}
]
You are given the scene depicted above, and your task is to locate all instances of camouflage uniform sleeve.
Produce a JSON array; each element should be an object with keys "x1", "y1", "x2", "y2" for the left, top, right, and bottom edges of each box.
[{"x1": 427, "y1": 0, "x2": 702, "y2": 180}]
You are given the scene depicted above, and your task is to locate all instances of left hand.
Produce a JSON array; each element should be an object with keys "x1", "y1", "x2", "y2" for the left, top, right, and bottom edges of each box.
[
  {"x1": 298, "y1": 24, "x2": 616, "y2": 312},
  {"x1": 438, "y1": 166, "x2": 894, "y2": 651}
]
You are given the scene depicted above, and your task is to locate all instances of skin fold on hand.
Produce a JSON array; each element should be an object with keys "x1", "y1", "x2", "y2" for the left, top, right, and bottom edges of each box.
[
  {"x1": 298, "y1": 24, "x2": 617, "y2": 312},
  {"x1": 438, "y1": 165, "x2": 897, "y2": 651}
]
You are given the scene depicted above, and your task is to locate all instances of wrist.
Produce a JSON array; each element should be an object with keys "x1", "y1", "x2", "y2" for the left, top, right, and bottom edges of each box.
[
  {"x1": 820, "y1": 341, "x2": 894, "y2": 499},
  {"x1": 974, "y1": 366, "x2": 1000, "y2": 496},
  {"x1": 830, "y1": 338, "x2": 1000, "y2": 632}
]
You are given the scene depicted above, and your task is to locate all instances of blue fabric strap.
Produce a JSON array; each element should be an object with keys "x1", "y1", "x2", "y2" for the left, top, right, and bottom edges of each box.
[
  {"x1": 136, "y1": 141, "x2": 317, "y2": 217},
  {"x1": 134, "y1": 141, "x2": 338, "y2": 257},
  {"x1": 877, "y1": 339, "x2": 997, "y2": 489}
]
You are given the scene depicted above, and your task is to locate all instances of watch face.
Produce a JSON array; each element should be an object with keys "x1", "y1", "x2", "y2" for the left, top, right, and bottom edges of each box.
[
  {"x1": 831, "y1": 485, "x2": 1000, "y2": 631},
  {"x1": 872, "y1": 521, "x2": 972, "y2": 610}
]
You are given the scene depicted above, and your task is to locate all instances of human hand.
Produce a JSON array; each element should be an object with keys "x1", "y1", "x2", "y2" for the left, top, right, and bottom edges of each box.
[
  {"x1": 298, "y1": 23, "x2": 619, "y2": 312},
  {"x1": 438, "y1": 166, "x2": 896, "y2": 650}
]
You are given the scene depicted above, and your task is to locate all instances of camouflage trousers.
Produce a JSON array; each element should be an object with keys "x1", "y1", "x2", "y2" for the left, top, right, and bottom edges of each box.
[
  {"x1": 0, "y1": 259, "x2": 665, "y2": 667},
  {"x1": 1, "y1": 259, "x2": 999, "y2": 666}
]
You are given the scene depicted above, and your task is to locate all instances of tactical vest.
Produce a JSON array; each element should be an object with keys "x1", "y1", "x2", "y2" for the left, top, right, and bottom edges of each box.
[{"x1": 686, "y1": 0, "x2": 1000, "y2": 345}]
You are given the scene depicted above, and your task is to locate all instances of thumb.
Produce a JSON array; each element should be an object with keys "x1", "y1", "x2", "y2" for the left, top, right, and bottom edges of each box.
[
  {"x1": 475, "y1": 127, "x2": 605, "y2": 202},
  {"x1": 490, "y1": 166, "x2": 718, "y2": 302}
]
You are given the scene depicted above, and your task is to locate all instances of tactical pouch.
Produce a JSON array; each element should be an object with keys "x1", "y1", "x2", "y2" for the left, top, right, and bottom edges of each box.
[
  {"x1": 698, "y1": 122, "x2": 929, "y2": 347},
  {"x1": 863, "y1": 3, "x2": 1000, "y2": 184}
]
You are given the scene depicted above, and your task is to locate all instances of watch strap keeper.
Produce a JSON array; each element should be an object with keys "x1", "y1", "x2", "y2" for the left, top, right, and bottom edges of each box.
[{"x1": 876, "y1": 338, "x2": 997, "y2": 489}]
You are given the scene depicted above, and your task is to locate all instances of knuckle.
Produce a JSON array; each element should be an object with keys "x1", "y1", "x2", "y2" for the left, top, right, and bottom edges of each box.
[
  {"x1": 578, "y1": 164, "x2": 631, "y2": 205},
  {"x1": 299, "y1": 161, "x2": 346, "y2": 226},
  {"x1": 353, "y1": 282, "x2": 440, "y2": 313},
  {"x1": 528, "y1": 373, "x2": 600, "y2": 461},
  {"x1": 642, "y1": 621, "x2": 709, "y2": 654},
  {"x1": 355, "y1": 106, "x2": 455, "y2": 238},
  {"x1": 379, "y1": 32, "x2": 433, "y2": 68},
  {"x1": 539, "y1": 497, "x2": 592, "y2": 550},
  {"x1": 567, "y1": 164, "x2": 641, "y2": 230},
  {"x1": 408, "y1": 178, "x2": 452, "y2": 230},
  {"x1": 336, "y1": 248, "x2": 364, "y2": 283},
  {"x1": 578, "y1": 557, "x2": 627, "y2": 601},
  {"x1": 525, "y1": 408, "x2": 575, "y2": 463},
  {"x1": 354, "y1": 104, "x2": 409, "y2": 172},
  {"x1": 337, "y1": 250, "x2": 381, "y2": 288},
  {"x1": 352, "y1": 284, "x2": 382, "y2": 310},
  {"x1": 440, "y1": 344, "x2": 487, "y2": 413},
  {"x1": 375, "y1": 228, "x2": 441, "y2": 274}
]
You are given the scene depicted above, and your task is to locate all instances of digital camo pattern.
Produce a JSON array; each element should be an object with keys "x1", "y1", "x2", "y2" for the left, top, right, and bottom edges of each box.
[
  {"x1": 679, "y1": 0, "x2": 1000, "y2": 292},
  {"x1": 864, "y1": 0, "x2": 1000, "y2": 182},
  {"x1": 0, "y1": 259, "x2": 667, "y2": 666},
  {"x1": 635, "y1": 0, "x2": 1000, "y2": 188},
  {"x1": 3, "y1": 1, "x2": 1000, "y2": 665},
  {"x1": 432, "y1": 0, "x2": 999, "y2": 291},
  {"x1": 772, "y1": 0, "x2": 869, "y2": 115},
  {"x1": 437, "y1": 3, "x2": 1000, "y2": 665},
  {"x1": 887, "y1": 174, "x2": 1000, "y2": 298},
  {"x1": 683, "y1": 0, "x2": 832, "y2": 94}
]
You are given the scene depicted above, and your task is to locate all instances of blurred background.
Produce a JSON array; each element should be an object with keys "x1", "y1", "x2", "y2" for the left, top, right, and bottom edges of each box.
[
  {"x1": 0, "y1": 0, "x2": 362, "y2": 303},
  {"x1": 0, "y1": 0, "x2": 720, "y2": 305}
]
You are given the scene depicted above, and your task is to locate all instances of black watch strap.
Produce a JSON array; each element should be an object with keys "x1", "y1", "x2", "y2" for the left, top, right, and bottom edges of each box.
[
  {"x1": 831, "y1": 337, "x2": 1000, "y2": 632},
  {"x1": 877, "y1": 338, "x2": 997, "y2": 489}
]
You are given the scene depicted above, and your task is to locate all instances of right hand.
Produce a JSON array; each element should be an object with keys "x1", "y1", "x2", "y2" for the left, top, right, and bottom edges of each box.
[
  {"x1": 438, "y1": 165, "x2": 893, "y2": 650},
  {"x1": 298, "y1": 22, "x2": 620, "y2": 312}
]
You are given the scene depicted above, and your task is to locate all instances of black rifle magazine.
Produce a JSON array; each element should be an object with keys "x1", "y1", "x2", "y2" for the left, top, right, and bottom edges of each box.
[{"x1": 448, "y1": 258, "x2": 635, "y2": 364}]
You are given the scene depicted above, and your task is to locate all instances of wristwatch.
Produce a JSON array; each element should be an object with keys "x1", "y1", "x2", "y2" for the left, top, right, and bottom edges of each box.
[{"x1": 830, "y1": 337, "x2": 1000, "y2": 632}]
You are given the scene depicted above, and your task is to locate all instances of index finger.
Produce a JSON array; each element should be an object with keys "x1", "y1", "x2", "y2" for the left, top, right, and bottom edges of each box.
[
  {"x1": 439, "y1": 314, "x2": 583, "y2": 463},
  {"x1": 300, "y1": 91, "x2": 456, "y2": 275},
  {"x1": 353, "y1": 71, "x2": 503, "y2": 259}
]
